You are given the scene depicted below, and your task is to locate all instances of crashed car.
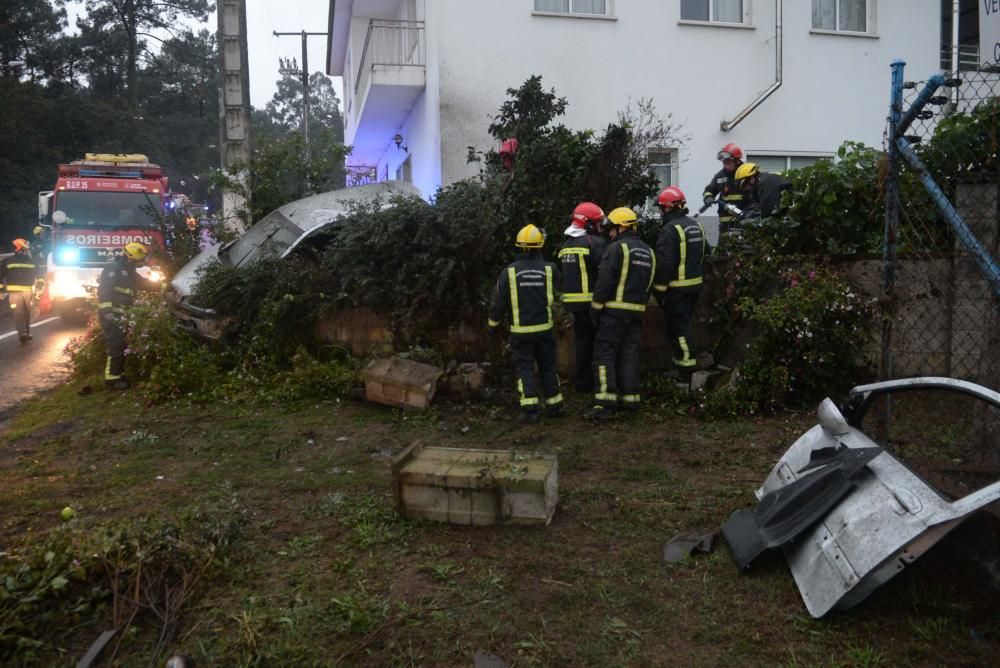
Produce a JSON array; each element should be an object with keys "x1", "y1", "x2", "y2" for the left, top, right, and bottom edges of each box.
[
  {"x1": 167, "y1": 181, "x2": 421, "y2": 339},
  {"x1": 723, "y1": 377, "x2": 1000, "y2": 617}
]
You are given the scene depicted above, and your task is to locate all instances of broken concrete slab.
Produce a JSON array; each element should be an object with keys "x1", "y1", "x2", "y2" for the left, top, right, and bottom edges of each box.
[
  {"x1": 362, "y1": 356, "x2": 443, "y2": 409},
  {"x1": 392, "y1": 443, "x2": 558, "y2": 526}
]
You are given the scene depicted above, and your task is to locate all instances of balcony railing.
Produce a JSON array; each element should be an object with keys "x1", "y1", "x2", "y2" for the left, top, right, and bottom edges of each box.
[
  {"x1": 346, "y1": 164, "x2": 379, "y2": 188},
  {"x1": 354, "y1": 19, "x2": 426, "y2": 96}
]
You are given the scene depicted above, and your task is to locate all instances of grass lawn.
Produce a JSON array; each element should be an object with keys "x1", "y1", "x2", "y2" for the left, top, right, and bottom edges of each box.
[{"x1": 1, "y1": 379, "x2": 997, "y2": 666}]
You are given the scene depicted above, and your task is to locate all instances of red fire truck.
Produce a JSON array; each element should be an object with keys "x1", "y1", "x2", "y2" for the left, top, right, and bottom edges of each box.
[{"x1": 37, "y1": 153, "x2": 166, "y2": 322}]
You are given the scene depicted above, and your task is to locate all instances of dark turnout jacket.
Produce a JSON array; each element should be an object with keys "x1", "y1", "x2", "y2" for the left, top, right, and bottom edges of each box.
[
  {"x1": 654, "y1": 211, "x2": 708, "y2": 293},
  {"x1": 97, "y1": 255, "x2": 159, "y2": 313},
  {"x1": 746, "y1": 172, "x2": 792, "y2": 219},
  {"x1": 0, "y1": 251, "x2": 42, "y2": 292},
  {"x1": 558, "y1": 233, "x2": 606, "y2": 312},
  {"x1": 703, "y1": 167, "x2": 745, "y2": 222},
  {"x1": 591, "y1": 230, "x2": 655, "y2": 319},
  {"x1": 488, "y1": 253, "x2": 560, "y2": 338}
]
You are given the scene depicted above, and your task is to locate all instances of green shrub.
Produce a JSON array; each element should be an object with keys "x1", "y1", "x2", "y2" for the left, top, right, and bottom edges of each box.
[{"x1": 738, "y1": 265, "x2": 874, "y2": 407}]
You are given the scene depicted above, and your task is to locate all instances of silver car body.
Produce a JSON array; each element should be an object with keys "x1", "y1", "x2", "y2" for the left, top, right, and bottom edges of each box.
[
  {"x1": 168, "y1": 182, "x2": 421, "y2": 337},
  {"x1": 759, "y1": 378, "x2": 1000, "y2": 617}
]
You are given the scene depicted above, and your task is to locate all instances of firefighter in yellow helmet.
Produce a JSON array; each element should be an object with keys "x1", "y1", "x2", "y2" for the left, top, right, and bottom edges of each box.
[
  {"x1": 1, "y1": 238, "x2": 45, "y2": 344},
  {"x1": 585, "y1": 207, "x2": 656, "y2": 421},
  {"x1": 734, "y1": 162, "x2": 792, "y2": 220},
  {"x1": 488, "y1": 224, "x2": 563, "y2": 423},
  {"x1": 96, "y1": 241, "x2": 161, "y2": 390}
]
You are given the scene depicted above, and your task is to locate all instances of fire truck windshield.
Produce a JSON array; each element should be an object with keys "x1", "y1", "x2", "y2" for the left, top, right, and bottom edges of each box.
[{"x1": 55, "y1": 191, "x2": 160, "y2": 227}]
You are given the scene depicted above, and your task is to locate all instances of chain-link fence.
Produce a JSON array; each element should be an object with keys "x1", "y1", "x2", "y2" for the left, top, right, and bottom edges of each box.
[{"x1": 880, "y1": 60, "x2": 1000, "y2": 477}]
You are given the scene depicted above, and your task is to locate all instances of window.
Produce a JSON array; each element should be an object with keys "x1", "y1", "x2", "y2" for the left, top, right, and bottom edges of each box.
[
  {"x1": 648, "y1": 149, "x2": 675, "y2": 189},
  {"x1": 395, "y1": 156, "x2": 413, "y2": 183},
  {"x1": 534, "y1": 0, "x2": 608, "y2": 16},
  {"x1": 642, "y1": 149, "x2": 676, "y2": 217},
  {"x1": 812, "y1": 0, "x2": 870, "y2": 33},
  {"x1": 680, "y1": 0, "x2": 746, "y2": 24},
  {"x1": 747, "y1": 154, "x2": 831, "y2": 173}
]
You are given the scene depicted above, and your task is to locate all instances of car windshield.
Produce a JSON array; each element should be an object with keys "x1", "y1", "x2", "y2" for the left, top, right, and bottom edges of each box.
[
  {"x1": 218, "y1": 210, "x2": 304, "y2": 267},
  {"x1": 55, "y1": 191, "x2": 160, "y2": 227}
]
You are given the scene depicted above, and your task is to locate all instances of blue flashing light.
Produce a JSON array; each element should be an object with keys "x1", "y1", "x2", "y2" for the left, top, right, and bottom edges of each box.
[
  {"x1": 78, "y1": 169, "x2": 142, "y2": 179},
  {"x1": 58, "y1": 247, "x2": 80, "y2": 264}
]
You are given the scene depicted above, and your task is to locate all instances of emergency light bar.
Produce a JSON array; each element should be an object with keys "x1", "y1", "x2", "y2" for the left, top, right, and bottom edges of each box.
[{"x1": 78, "y1": 168, "x2": 143, "y2": 179}]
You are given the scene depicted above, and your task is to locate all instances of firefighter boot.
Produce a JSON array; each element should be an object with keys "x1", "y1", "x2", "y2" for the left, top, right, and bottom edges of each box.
[
  {"x1": 105, "y1": 377, "x2": 131, "y2": 391},
  {"x1": 518, "y1": 409, "x2": 541, "y2": 424}
]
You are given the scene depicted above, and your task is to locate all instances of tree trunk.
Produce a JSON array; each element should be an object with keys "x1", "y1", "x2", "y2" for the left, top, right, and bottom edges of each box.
[{"x1": 126, "y1": 0, "x2": 137, "y2": 107}]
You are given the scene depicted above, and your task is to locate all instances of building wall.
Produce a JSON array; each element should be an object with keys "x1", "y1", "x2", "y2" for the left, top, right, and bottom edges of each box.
[{"x1": 427, "y1": 0, "x2": 939, "y2": 234}]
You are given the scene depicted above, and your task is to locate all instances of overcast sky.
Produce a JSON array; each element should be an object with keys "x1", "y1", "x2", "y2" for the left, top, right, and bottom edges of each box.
[
  {"x1": 64, "y1": 0, "x2": 344, "y2": 110},
  {"x1": 245, "y1": 0, "x2": 343, "y2": 108}
]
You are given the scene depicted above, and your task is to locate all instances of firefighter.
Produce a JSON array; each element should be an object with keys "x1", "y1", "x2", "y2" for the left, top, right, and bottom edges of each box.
[
  {"x1": 702, "y1": 143, "x2": 745, "y2": 237},
  {"x1": 558, "y1": 202, "x2": 607, "y2": 392},
  {"x1": 734, "y1": 162, "x2": 792, "y2": 220},
  {"x1": 97, "y1": 242, "x2": 159, "y2": 390},
  {"x1": 653, "y1": 187, "x2": 708, "y2": 384},
  {"x1": 488, "y1": 224, "x2": 563, "y2": 423},
  {"x1": 1, "y1": 239, "x2": 45, "y2": 344},
  {"x1": 586, "y1": 207, "x2": 656, "y2": 421},
  {"x1": 32, "y1": 225, "x2": 49, "y2": 272}
]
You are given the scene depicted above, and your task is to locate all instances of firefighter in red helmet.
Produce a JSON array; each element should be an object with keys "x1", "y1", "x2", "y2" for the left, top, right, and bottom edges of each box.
[
  {"x1": 702, "y1": 142, "x2": 745, "y2": 239},
  {"x1": 558, "y1": 202, "x2": 607, "y2": 392},
  {"x1": 653, "y1": 187, "x2": 708, "y2": 386}
]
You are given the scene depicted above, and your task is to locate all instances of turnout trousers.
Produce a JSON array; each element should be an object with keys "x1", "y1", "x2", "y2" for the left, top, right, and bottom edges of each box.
[
  {"x1": 571, "y1": 310, "x2": 597, "y2": 392},
  {"x1": 8, "y1": 292, "x2": 32, "y2": 338},
  {"x1": 99, "y1": 310, "x2": 127, "y2": 382},
  {"x1": 659, "y1": 286, "x2": 702, "y2": 377},
  {"x1": 510, "y1": 334, "x2": 563, "y2": 411},
  {"x1": 592, "y1": 313, "x2": 643, "y2": 408}
]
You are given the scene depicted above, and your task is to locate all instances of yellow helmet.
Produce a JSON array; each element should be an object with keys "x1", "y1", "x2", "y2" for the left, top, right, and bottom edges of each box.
[
  {"x1": 607, "y1": 207, "x2": 638, "y2": 228},
  {"x1": 734, "y1": 162, "x2": 759, "y2": 184},
  {"x1": 515, "y1": 224, "x2": 545, "y2": 249},
  {"x1": 33, "y1": 226, "x2": 44, "y2": 236},
  {"x1": 123, "y1": 241, "x2": 149, "y2": 262}
]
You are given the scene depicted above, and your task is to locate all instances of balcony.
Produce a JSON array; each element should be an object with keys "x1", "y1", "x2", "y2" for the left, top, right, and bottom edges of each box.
[{"x1": 347, "y1": 19, "x2": 426, "y2": 165}]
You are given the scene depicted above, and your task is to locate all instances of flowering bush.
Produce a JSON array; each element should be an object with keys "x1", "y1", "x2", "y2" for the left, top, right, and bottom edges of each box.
[{"x1": 737, "y1": 265, "x2": 874, "y2": 407}]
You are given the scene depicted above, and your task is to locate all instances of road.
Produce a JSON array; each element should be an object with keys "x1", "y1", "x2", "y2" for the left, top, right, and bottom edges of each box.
[{"x1": 0, "y1": 307, "x2": 86, "y2": 420}]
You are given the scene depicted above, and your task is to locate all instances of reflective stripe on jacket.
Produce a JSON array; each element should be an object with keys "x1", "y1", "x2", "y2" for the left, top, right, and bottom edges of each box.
[
  {"x1": 558, "y1": 233, "x2": 605, "y2": 312},
  {"x1": 702, "y1": 167, "x2": 744, "y2": 223},
  {"x1": 591, "y1": 231, "x2": 655, "y2": 319},
  {"x1": 654, "y1": 212, "x2": 707, "y2": 292},
  {"x1": 97, "y1": 255, "x2": 158, "y2": 311},
  {"x1": 488, "y1": 254, "x2": 560, "y2": 337},
  {"x1": 0, "y1": 253, "x2": 41, "y2": 291}
]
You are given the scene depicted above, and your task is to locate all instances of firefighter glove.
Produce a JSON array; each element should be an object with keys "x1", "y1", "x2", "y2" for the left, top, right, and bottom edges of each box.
[{"x1": 703, "y1": 194, "x2": 715, "y2": 206}]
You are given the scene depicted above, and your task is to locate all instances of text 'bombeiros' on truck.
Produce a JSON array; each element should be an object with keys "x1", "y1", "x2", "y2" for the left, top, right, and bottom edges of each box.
[{"x1": 37, "y1": 153, "x2": 166, "y2": 323}]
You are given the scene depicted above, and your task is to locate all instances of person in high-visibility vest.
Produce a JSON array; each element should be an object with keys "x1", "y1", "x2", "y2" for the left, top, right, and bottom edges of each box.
[
  {"x1": 653, "y1": 187, "x2": 709, "y2": 385},
  {"x1": 96, "y1": 242, "x2": 159, "y2": 390},
  {"x1": 0, "y1": 238, "x2": 45, "y2": 344},
  {"x1": 558, "y1": 202, "x2": 607, "y2": 392},
  {"x1": 488, "y1": 224, "x2": 563, "y2": 423},
  {"x1": 585, "y1": 207, "x2": 656, "y2": 421}
]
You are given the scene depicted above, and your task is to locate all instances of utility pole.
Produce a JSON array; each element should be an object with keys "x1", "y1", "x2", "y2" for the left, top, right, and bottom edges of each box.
[
  {"x1": 218, "y1": 0, "x2": 252, "y2": 231},
  {"x1": 273, "y1": 31, "x2": 327, "y2": 170}
]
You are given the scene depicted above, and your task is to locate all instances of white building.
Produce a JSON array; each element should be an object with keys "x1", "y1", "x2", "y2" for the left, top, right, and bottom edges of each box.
[{"x1": 326, "y1": 0, "x2": 941, "y2": 233}]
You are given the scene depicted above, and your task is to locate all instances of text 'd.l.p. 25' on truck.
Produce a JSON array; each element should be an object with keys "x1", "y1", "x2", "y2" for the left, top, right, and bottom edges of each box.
[{"x1": 37, "y1": 153, "x2": 166, "y2": 323}]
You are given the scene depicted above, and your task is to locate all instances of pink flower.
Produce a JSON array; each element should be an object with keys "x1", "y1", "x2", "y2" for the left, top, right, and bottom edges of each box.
[{"x1": 808, "y1": 271, "x2": 817, "y2": 279}]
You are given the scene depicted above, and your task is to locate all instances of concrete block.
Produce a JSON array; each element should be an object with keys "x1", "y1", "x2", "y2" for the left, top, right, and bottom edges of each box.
[
  {"x1": 362, "y1": 356, "x2": 443, "y2": 409},
  {"x1": 392, "y1": 443, "x2": 558, "y2": 526}
]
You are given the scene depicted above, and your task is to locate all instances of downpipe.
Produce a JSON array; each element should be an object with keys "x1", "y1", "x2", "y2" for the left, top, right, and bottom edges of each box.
[{"x1": 721, "y1": 0, "x2": 782, "y2": 132}]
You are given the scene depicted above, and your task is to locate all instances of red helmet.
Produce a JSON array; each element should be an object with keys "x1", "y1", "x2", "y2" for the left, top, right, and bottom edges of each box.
[
  {"x1": 717, "y1": 143, "x2": 743, "y2": 161},
  {"x1": 657, "y1": 186, "x2": 686, "y2": 210},
  {"x1": 571, "y1": 202, "x2": 604, "y2": 230},
  {"x1": 12, "y1": 238, "x2": 29, "y2": 252}
]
